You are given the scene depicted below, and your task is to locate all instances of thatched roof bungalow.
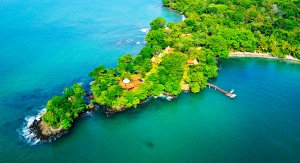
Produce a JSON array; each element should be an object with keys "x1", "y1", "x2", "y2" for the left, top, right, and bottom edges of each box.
[
  {"x1": 151, "y1": 56, "x2": 158, "y2": 63},
  {"x1": 164, "y1": 46, "x2": 173, "y2": 54},
  {"x1": 118, "y1": 76, "x2": 143, "y2": 90},
  {"x1": 187, "y1": 59, "x2": 199, "y2": 65}
]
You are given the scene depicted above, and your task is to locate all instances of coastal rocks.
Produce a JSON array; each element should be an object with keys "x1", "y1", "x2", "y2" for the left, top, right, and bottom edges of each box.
[
  {"x1": 23, "y1": 104, "x2": 97, "y2": 144},
  {"x1": 103, "y1": 93, "x2": 176, "y2": 115},
  {"x1": 104, "y1": 105, "x2": 128, "y2": 115},
  {"x1": 38, "y1": 121, "x2": 64, "y2": 137},
  {"x1": 158, "y1": 92, "x2": 176, "y2": 101},
  {"x1": 28, "y1": 119, "x2": 67, "y2": 142},
  {"x1": 88, "y1": 103, "x2": 96, "y2": 110}
]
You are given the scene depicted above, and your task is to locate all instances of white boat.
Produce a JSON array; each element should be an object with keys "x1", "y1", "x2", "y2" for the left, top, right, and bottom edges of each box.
[
  {"x1": 230, "y1": 89, "x2": 234, "y2": 94},
  {"x1": 230, "y1": 94, "x2": 237, "y2": 98}
]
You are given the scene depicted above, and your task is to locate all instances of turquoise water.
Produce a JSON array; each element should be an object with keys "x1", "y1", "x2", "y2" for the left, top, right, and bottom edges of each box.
[{"x1": 1, "y1": 0, "x2": 300, "y2": 162}]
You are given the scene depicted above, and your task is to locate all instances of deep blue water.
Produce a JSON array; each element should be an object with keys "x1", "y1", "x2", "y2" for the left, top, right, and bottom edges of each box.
[{"x1": 1, "y1": 0, "x2": 300, "y2": 162}]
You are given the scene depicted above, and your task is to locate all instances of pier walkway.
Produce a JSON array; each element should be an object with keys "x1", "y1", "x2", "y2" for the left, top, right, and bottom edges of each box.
[{"x1": 206, "y1": 83, "x2": 236, "y2": 99}]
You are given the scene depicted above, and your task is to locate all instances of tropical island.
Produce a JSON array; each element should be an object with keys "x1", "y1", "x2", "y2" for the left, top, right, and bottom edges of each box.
[{"x1": 28, "y1": 0, "x2": 299, "y2": 141}]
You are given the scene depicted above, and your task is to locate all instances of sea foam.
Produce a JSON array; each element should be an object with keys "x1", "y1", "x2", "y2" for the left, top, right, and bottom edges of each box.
[
  {"x1": 141, "y1": 28, "x2": 150, "y2": 33},
  {"x1": 116, "y1": 39, "x2": 133, "y2": 45},
  {"x1": 159, "y1": 94, "x2": 174, "y2": 101},
  {"x1": 181, "y1": 15, "x2": 186, "y2": 21},
  {"x1": 21, "y1": 108, "x2": 46, "y2": 145}
]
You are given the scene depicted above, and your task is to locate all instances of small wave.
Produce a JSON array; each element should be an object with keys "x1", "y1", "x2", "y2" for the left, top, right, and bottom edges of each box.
[
  {"x1": 141, "y1": 28, "x2": 150, "y2": 33},
  {"x1": 116, "y1": 39, "x2": 133, "y2": 45},
  {"x1": 89, "y1": 81, "x2": 94, "y2": 85},
  {"x1": 85, "y1": 111, "x2": 94, "y2": 116},
  {"x1": 141, "y1": 97, "x2": 153, "y2": 104},
  {"x1": 21, "y1": 108, "x2": 46, "y2": 145},
  {"x1": 159, "y1": 94, "x2": 174, "y2": 101}
]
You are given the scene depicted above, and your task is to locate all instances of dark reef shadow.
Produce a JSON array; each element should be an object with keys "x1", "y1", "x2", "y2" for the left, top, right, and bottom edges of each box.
[
  {"x1": 140, "y1": 140, "x2": 154, "y2": 148},
  {"x1": 146, "y1": 141, "x2": 154, "y2": 148}
]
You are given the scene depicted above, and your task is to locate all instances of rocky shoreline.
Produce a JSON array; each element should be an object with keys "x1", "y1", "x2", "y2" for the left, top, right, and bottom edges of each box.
[
  {"x1": 24, "y1": 91, "x2": 176, "y2": 143},
  {"x1": 103, "y1": 92, "x2": 176, "y2": 115},
  {"x1": 24, "y1": 103, "x2": 96, "y2": 143},
  {"x1": 29, "y1": 119, "x2": 67, "y2": 142}
]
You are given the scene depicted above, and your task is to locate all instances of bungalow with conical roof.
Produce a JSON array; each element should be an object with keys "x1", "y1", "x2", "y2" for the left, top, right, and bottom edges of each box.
[
  {"x1": 151, "y1": 56, "x2": 158, "y2": 63},
  {"x1": 164, "y1": 46, "x2": 173, "y2": 54},
  {"x1": 123, "y1": 78, "x2": 130, "y2": 84},
  {"x1": 187, "y1": 59, "x2": 199, "y2": 65},
  {"x1": 118, "y1": 76, "x2": 143, "y2": 90}
]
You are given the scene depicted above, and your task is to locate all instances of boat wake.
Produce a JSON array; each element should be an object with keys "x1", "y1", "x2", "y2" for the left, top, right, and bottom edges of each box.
[{"x1": 20, "y1": 108, "x2": 46, "y2": 145}]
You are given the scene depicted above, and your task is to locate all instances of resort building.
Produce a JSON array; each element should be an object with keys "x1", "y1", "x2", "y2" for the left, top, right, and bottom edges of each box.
[
  {"x1": 187, "y1": 59, "x2": 199, "y2": 65},
  {"x1": 118, "y1": 76, "x2": 143, "y2": 90}
]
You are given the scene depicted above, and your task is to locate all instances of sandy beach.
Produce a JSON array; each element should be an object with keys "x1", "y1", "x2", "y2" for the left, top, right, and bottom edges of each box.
[{"x1": 230, "y1": 52, "x2": 300, "y2": 63}]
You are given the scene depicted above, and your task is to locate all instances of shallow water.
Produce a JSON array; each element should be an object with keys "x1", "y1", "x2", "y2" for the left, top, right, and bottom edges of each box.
[{"x1": 1, "y1": 0, "x2": 300, "y2": 162}]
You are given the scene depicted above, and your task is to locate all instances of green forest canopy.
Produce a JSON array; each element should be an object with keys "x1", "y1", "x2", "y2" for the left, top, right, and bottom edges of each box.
[
  {"x1": 89, "y1": 0, "x2": 300, "y2": 111},
  {"x1": 42, "y1": 84, "x2": 87, "y2": 129},
  {"x1": 163, "y1": 0, "x2": 300, "y2": 58},
  {"x1": 42, "y1": 0, "x2": 299, "y2": 128}
]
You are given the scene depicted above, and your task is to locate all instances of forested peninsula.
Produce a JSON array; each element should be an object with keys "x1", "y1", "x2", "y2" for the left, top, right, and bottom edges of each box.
[{"x1": 29, "y1": 0, "x2": 300, "y2": 141}]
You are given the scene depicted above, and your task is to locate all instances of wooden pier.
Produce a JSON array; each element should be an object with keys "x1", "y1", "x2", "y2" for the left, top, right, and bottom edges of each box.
[{"x1": 206, "y1": 83, "x2": 236, "y2": 99}]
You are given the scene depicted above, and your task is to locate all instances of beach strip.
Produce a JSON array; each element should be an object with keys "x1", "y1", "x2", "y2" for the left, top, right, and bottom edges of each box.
[{"x1": 230, "y1": 52, "x2": 300, "y2": 63}]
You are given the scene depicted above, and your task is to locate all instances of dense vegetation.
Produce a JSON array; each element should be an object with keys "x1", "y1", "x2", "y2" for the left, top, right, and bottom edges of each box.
[
  {"x1": 89, "y1": 15, "x2": 219, "y2": 111},
  {"x1": 163, "y1": 0, "x2": 300, "y2": 58},
  {"x1": 89, "y1": 0, "x2": 299, "y2": 112},
  {"x1": 41, "y1": 0, "x2": 300, "y2": 127},
  {"x1": 42, "y1": 84, "x2": 87, "y2": 129}
]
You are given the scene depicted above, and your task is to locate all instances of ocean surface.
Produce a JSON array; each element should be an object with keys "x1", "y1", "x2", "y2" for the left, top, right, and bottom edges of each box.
[{"x1": 1, "y1": 0, "x2": 300, "y2": 162}]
